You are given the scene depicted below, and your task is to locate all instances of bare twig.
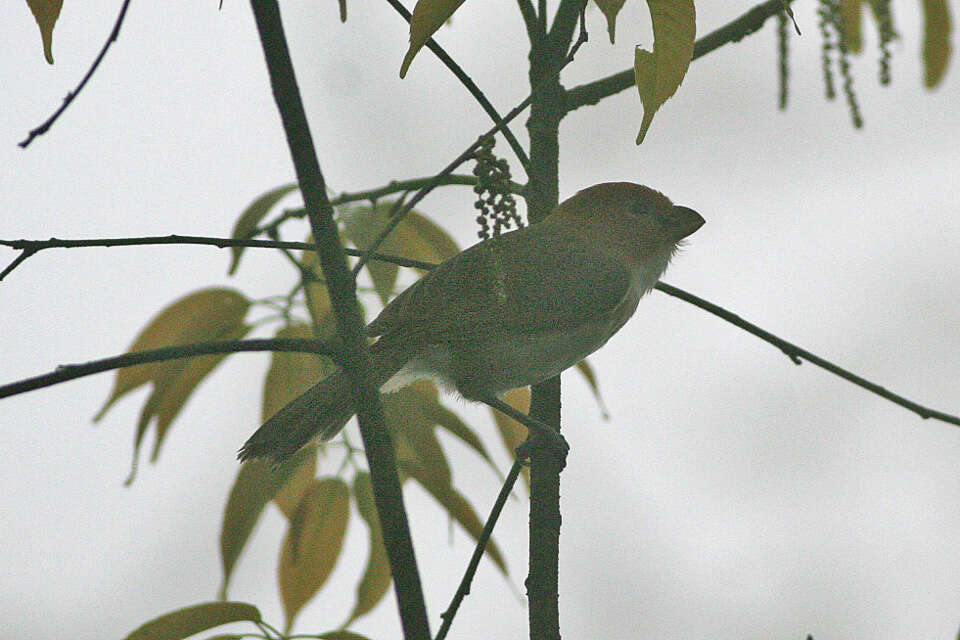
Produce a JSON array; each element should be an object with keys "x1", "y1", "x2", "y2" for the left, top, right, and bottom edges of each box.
[
  {"x1": 384, "y1": 0, "x2": 530, "y2": 170},
  {"x1": 19, "y1": 0, "x2": 133, "y2": 148},
  {"x1": 0, "y1": 338, "x2": 340, "y2": 400},
  {"x1": 565, "y1": 0, "x2": 796, "y2": 112},
  {"x1": 654, "y1": 282, "x2": 960, "y2": 428},
  {"x1": 351, "y1": 14, "x2": 588, "y2": 276},
  {"x1": 436, "y1": 459, "x2": 525, "y2": 640},
  {"x1": 259, "y1": 173, "x2": 524, "y2": 236},
  {"x1": 0, "y1": 235, "x2": 436, "y2": 282}
]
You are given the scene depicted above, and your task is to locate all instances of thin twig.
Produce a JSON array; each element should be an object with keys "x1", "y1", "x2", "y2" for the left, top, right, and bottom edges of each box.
[
  {"x1": 0, "y1": 235, "x2": 436, "y2": 282},
  {"x1": 0, "y1": 338, "x2": 341, "y2": 400},
  {"x1": 383, "y1": 0, "x2": 530, "y2": 170},
  {"x1": 654, "y1": 282, "x2": 960, "y2": 428},
  {"x1": 19, "y1": 0, "x2": 133, "y2": 148},
  {"x1": 351, "y1": 17, "x2": 588, "y2": 276},
  {"x1": 259, "y1": 173, "x2": 524, "y2": 236},
  {"x1": 0, "y1": 248, "x2": 36, "y2": 281},
  {"x1": 435, "y1": 459, "x2": 524, "y2": 640},
  {"x1": 565, "y1": 0, "x2": 795, "y2": 112}
]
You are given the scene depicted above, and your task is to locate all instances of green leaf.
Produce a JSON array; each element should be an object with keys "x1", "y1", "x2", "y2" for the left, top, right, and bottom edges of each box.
[
  {"x1": 123, "y1": 602, "x2": 261, "y2": 640},
  {"x1": 280, "y1": 477, "x2": 351, "y2": 631},
  {"x1": 634, "y1": 0, "x2": 696, "y2": 144},
  {"x1": 228, "y1": 183, "x2": 299, "y2": 274},
  {"x1": 594, "y1": 0, "x2": 627, "y2": 44},
  {"x1": 400, "y1": 0, "x2": 466, "y2": 78},
  {"x1": 345, "y1": 472, "x2": 392, "y2": 625},
  {"x1": 218, "y1": 445, "x2": 316, "y2": 599},
  {"x1": 26, "y1": 0, "x2": 62, "y2": 64},
  {"x1": 922, "y1": 0, "x2": 952, "y2": 88},
  {"x1": 96, "y1": 288, "x2": 251, "y2": 421}
]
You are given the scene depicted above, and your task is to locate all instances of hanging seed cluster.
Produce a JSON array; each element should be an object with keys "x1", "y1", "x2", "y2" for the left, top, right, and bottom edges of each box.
[
  {"x1": 473, "y1": 136, "x2": 523, "y2": 240},
  {"x1": 818, "y1": 0, "x2": 864, "y2": 128}
]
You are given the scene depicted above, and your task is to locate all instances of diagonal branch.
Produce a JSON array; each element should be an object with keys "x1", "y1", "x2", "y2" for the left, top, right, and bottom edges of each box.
[
  {"x1": 654, "y1": 282, "x2": 960, "y2": 428},
  {"x1": 19, "y1": 0, "x2": 133, "y2": 148},
  {"x1": 565, "y1": 0, "x2": 795, "y2": 112},
  {"x1": 0, "y1": 338, "x2": 341, "y2": 400},
  {"x1": 351, "y1": 17, "x2": 589, "y2": 276},
  {"x1": 435, "y1": 459, "x2": 525, "y2": 640},
  {"x1": 383, "y1": 0, "x2": 530, "y2": 170},
  {"x1": 249, "y1": 3, "x2": 431, "y2": 638}
]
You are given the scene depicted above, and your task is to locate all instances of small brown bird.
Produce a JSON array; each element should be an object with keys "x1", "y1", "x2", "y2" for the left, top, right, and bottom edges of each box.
[{"x1": 239, "y1": 182, "x2": 704, "y2": 463}]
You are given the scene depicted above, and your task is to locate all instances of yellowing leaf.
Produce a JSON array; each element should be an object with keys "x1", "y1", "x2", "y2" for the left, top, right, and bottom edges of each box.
[
  {"x1": 218, "y1": 445, "x2": 316, "y2": 599},
  {"x1": 263, "y1": 324, "x2": 339, "y2": 423},
  {"x1": 228, "y1": 183, "x2": 299, "y2": 275},
  {"x1": 575, "y1": 359, "x2": 609, "y2": 419},
  {"x1": 147, "y1": 323, "x2": 252, "y2": 464},
  {"x1": 26, "y1": 0, "x2": 62, "y2": 64},
  {"x1": 403, "y1": 459, "x2": 507, "y2": 574},
  {"x1": 634, "y1": 0, "x2": 696, "y2": 144},
  {"x1": 317, "y1": 632, "x2": 374, "y2": 640},
  {"x1": 839, "y1": 0, "x2": 864, "y2": 53},
  {"x1": 922, "y1": 0, "x2": 952, "y2": 88},
  {"x1": 383, "y1": 385, "x2": 452, "y2": 487},
  {"x1": 595, "y1": 0, "x2": 627, "y2": 44},
  {"x1": 300, "y1": 242, "x2": 338, "y2": 328},
  {"x1": 343, "y1": 202, "x2": 459, "y2": 304},
  {"x1": 96, "y1": 288, "x2": 251, "y2": 421},
  {"x1": 273, "y1": 445, "x2": 319, "y2": 518},
  {"x1": 123, "y1": 601, "x2": 261, "y2": 640},
  {"x1": 400, "y1": 0, "x2": 466, "y2": 78},
  {"x1": 279, "y1": 477, "x2": 351, "y2": 631},
  {"x1": 346, "y1": 472, "x2": 392, "y2": 625},
  {"x1": 490, "y1": 388, "x2": 530, "y2": 488}
]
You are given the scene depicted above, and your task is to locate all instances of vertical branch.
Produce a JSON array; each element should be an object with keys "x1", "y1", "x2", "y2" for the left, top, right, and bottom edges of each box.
[
  {"x1": 523, "y1": 3, "x2": 585, "y2": 639},
  {"x1": 248, "y1": 3, "x2": 430, "y2": 639}
]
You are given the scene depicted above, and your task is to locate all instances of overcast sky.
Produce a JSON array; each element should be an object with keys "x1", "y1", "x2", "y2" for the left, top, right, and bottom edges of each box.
[{"x1": 1, "y1": 2, "x2": 958, "y2": 639}]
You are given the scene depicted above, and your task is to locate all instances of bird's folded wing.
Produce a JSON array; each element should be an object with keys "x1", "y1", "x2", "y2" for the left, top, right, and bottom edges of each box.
[{"x1": 367, "y1": 225, "x2": 632, "y2": 341}]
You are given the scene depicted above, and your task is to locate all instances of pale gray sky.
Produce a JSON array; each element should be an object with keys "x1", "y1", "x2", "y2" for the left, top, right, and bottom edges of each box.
[{"x1": 2, "y1": 2, "x2": 958, "y2": 639}]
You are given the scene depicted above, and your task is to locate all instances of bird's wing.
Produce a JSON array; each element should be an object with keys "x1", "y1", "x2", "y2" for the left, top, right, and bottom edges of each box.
[{"x1": 367, "y1": 224, "x2": 632, "y2": 342}]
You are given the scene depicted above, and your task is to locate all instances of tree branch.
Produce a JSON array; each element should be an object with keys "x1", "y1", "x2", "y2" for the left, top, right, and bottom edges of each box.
[
  {"x1": 565, "y1": 0, "x2": 794, "y2": 112},
  {"x1": 654, "y1": 282, "x2": 960, "y2": 428},
  {"x1": 383, "y1": 0, "x2": 530, "y2": 170},
  {"x1": 436, "y1": 459, "x2": 524, "y2": 640},
  {"x1": 516, "y1": 0, "x2": 540, "y2": 43},
  {"x1": 249, "y1": 2, "x2": 431, "y2": 638},
  {"x1": 0, "y1": 338, "x2": 340, "y2": 400},
  {"x1": 260, "y1": 173, "x2": 525, "y2": 237},
  {"x1": 19, "y1": 0, "x2": 132, "y2": 148},
  {"x1": 0, "y1": 235, "x2": 437, "y2": 282}
]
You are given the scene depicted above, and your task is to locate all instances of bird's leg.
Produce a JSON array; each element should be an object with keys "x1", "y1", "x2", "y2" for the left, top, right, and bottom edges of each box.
[{"x1": 477, "y1": 394, "x2": 569, "y2": 459}]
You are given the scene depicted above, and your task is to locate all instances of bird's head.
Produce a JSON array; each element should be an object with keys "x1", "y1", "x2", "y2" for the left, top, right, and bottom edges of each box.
[{"x1": 546, "y1": 182, "x2": 705, "y2": 270}]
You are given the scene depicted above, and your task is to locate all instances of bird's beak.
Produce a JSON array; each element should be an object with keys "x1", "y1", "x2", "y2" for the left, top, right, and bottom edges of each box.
[{"x1": 668, "y1": 205, "x2": 705, "y2": 240}]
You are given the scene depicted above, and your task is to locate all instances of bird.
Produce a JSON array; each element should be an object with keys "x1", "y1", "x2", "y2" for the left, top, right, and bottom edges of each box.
[{"x1": 239, "y1": 182, "x2": 704, "y2": 464}]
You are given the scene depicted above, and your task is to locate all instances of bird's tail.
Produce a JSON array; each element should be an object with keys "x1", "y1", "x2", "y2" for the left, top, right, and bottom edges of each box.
[{"x1": 238, "y1": 336, "x2": 409, "y2": 464}]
